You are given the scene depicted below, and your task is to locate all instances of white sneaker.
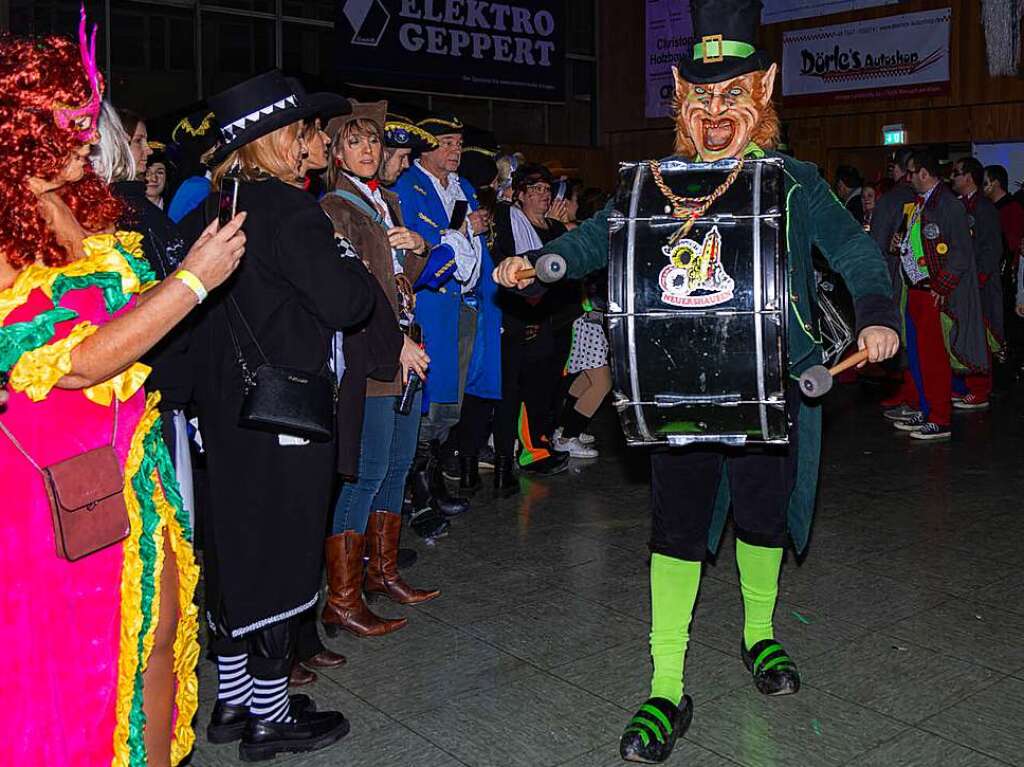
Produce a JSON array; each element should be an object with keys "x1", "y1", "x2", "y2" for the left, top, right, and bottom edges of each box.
[
  {"x1": 578, "y1": 432, "x2": 596, "y2": 445},
  {"x1": 552, "y1": 435, "x2": 599, "y2": 459}
]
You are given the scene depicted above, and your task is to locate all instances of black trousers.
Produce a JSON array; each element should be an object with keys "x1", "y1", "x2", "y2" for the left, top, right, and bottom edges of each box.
[{"x1": 649, "y1": 386, "x2": 800, "y2": 562}]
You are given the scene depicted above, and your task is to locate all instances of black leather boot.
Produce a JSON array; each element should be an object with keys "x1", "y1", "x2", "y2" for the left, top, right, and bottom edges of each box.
[
  {"x1": 459, "y1": 454, "x2": 482, "y2": 495},
  {"x1": 493, "y1": 455, "x2": 521, "y2": 498},
  {"x1": 426, "y1": 441, "x2": 470, "y2": 516}
]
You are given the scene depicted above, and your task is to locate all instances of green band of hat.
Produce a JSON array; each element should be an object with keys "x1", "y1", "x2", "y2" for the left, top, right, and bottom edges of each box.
[{"x1": 693, "y1": 40, "x2": 756, "y2": 62}]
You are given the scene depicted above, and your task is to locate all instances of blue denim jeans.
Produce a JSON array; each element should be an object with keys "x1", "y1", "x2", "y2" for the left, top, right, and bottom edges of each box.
[{"x1": 332, "y1": 391, "x2": 422, "y2": 535}]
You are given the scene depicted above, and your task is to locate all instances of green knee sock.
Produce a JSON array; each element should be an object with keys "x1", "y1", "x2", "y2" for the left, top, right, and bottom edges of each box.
[
  {"x1": 648, "y1": 553, "x2": 701, "y2": 705},
  {"x1": 735, "y1": 539, "x2": 784, "y2": 649}
]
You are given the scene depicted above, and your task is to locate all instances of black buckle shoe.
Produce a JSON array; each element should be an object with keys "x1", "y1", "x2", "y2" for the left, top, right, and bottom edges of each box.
[
  {"x1": 742, "y1": 638, "x2": 801, "y2": 696},
  {"x1": 619, "y1": 695, "x2": 693, "y2": 764},
  {"x1": 239, "y1": 708, "x2": 349, "y2": 762},
  {"x1": 409, "y1": 506, "x2": 450, "y2": 541},
  {"x1": 207, "y1": 695, "x2": 315, "y2": 744}
]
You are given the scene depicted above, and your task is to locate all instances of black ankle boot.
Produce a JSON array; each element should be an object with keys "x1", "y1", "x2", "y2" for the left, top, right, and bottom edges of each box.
[
  {"x1": 493, "y1": 455, "x2": 521, "y2": 497},
  {"x1": 459, "y1": 455, "x2": 482, "y2": 495},
  {"x1": 427, "y1": 441, "x2": 470, "y2": 516},
  {"x1": 239, "y1": 707, "x2": 350, "y2": 762}
]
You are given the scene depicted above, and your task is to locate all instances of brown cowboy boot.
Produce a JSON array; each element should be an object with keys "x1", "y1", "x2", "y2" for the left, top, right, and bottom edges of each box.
[
  {"x1": 365, "y1": 511, "x2": 441, "y2": 605},
  {"x1": 321, "y1": 531, "x2": 407, "y2": 637}
]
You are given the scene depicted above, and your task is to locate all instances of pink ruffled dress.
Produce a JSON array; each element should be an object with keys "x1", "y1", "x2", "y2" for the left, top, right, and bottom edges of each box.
[{"x1": 0, "y1": 233, "x2": 199, "y2": 767}]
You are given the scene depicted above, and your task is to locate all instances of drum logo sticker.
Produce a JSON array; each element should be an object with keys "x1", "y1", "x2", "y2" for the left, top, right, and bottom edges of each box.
[{"x1": 658, "y1": 226, "x2": 735, "y2": 308}]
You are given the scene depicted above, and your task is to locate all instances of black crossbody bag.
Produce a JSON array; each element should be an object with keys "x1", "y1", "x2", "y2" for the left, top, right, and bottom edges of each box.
[{"x1": 224, "y1": 296, "x2": 337, "y2": 443}]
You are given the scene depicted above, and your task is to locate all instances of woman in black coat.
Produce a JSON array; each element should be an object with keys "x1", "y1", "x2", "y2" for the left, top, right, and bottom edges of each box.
[{"x1": 179, "y1": 73, "x2": 376, "y2": 762}]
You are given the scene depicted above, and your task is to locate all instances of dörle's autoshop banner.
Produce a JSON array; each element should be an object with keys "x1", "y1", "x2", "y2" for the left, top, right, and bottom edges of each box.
[
  {"x1": 336, "y1": 0, "x2": 565, "y2": 101},
  {"x1": 782, "y1": 7, "x2": 951, "y2": 105}
]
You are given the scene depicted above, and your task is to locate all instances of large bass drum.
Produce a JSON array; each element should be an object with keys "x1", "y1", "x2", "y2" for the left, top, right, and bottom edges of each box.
[{"x1": 607, "y1": 157, "x2": 789, "y2": 447}]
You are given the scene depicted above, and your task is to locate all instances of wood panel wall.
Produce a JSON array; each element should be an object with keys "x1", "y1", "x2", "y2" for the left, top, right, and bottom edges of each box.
[{"x1": 592, "y1": 0, "x2": 1024, "y2": 187}]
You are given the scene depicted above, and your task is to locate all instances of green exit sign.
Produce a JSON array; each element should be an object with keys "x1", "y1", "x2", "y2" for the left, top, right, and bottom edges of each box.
[{"x1": 882, "y1": 124, "x2": 906, "y2": 145}]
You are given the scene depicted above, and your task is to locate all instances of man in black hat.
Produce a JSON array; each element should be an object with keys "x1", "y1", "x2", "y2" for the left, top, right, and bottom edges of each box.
[{"x1": 494, "y1": 1, "x2": 900, "y2": 762}]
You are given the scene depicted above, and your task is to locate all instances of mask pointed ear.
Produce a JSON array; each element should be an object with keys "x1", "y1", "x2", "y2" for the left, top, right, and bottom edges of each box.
[
  {"x1": 672, "y1": 66, "x2": 692, "y2": 102},
  {"x1": 756, "y1": 64, "x2": 778, "y2": 106}
]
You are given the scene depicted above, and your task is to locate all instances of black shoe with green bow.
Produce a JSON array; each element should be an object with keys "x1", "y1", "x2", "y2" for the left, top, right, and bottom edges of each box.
[
  {"x1": 742, "y1": 638, "x2": 801, "y2": 696},
  {"x1": 619, "y1": 695, "x2": 693, "y2": 764}
]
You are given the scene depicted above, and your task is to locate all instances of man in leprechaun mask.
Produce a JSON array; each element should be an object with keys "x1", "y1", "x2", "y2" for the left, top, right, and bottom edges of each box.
[{"x1": 494, "y1": 0, "x2": 901, "y2": 762}]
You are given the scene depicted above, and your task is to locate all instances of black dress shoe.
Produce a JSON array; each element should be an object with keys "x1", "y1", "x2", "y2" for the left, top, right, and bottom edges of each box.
[
  {"x1": 619, "y1": 695, "x2": 693, "y2": 763},
  {"x1": 239, "y1": 708, "x2": 350, "y2": 762},
  {"x1": 520, "y1": 451, "x2": 570, "y2": 476},
  {"x1": 207, "y1": 695, "x2": 315, "y2": 744},
  {"x1": 742, "y1": 638, "x2": 801, "y2": 696}
]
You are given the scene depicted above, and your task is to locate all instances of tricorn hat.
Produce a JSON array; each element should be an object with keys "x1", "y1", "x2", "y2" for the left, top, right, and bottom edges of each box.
[
  {"x1": 459, "y1": 127, "x2": 500, "y2": 189},
  {"x1": 417, "y1": 112, "x2": 464, "y2": 139},
  {"x1": 209, "y1": 71, "x2": 349, "y2": 165},
  {"x1": 384, "y1": 110, "x2": 438, "y2": 153},
  {"x1": 676, "y1": 0, "x2": 774, "y2": 84}
]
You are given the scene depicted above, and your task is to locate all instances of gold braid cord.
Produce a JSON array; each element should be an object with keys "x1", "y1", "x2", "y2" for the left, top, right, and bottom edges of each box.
[{"x1": 648, "y1": 158, "x2": 745, "y2": 243}]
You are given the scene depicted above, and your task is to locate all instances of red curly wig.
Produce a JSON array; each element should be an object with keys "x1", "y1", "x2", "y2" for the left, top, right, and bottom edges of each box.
[{"x1": 0, "y1": 33, "x2": 122, "y2": 270}]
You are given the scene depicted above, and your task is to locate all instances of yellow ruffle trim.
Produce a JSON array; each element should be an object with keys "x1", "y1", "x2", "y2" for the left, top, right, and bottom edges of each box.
[
  {"x1": 111, "y1": 393, "x2": 200, "y2": 767},
  {"x1": 4, "y1": 231, "x2": 156, "y2": 403},
  {"x1": 0, "y1": 231, "x2": 152, "y2": 325},
  {"x1": 9, "y1": 321, "x2": 98, "y2": 401}
]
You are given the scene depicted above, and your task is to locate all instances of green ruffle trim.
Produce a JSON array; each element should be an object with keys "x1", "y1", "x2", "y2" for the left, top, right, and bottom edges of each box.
[
  {"x1": 123, "y1": 414, "x2": 188, "y2": 766},
  {"x1": 52, "y1": 271, "x2": 133, "y2": 316},
  {"x1": 116, "y1": 243, "x2": 157, "y2": 286},
  {"x1": 0, "y1": 307, "x2": 77, "y2": 373}
]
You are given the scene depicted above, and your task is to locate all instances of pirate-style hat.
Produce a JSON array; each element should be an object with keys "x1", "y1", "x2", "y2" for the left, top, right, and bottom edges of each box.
[
  {"x1": 325, "y1": 99, "x2": 387, "y2": 143},
  {"x1": 459, "y1": 128, "x2": 500, "y2": 189},
  {"x1": 417, "y1": 112, "x2": 464, "y2": 139},
  {"x1": 676, "y1": 0, "x2": 774, "y2": 84},
  {"x1": 208, "y1": 71, "x2": 349, "y2": 165},
  {"x1": 384, "y1": 110, "x2": 438, "y2": 152}
]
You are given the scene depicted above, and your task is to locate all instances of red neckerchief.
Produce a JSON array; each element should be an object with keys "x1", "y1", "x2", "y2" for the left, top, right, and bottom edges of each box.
[{"x1": 366, "y1": 179, "x2": 380, "y2": 192}]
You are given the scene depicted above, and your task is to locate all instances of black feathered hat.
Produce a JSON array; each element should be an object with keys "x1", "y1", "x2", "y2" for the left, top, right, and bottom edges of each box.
[
  {"x1": 676, "y1": 0, "x2": 774, "y2": 84},
  {"x1": 208, "y1": 71, "x2": 349, "y2": 165}
]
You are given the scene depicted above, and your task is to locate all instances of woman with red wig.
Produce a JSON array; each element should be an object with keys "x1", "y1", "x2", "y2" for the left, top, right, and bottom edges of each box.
[{"x1": 0, "y1": 12, "x2": 246, "y2": 766}]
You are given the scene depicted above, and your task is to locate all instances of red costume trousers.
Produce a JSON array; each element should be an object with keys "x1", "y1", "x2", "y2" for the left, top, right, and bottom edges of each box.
[{"x1": 907, "y1": 288, "x2": 952, "y2": 426}]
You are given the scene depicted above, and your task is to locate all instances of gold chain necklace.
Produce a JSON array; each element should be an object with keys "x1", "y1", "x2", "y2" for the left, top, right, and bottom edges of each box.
[{"x1": 648, "y1": 158, "x2": 745, "y2": 244}]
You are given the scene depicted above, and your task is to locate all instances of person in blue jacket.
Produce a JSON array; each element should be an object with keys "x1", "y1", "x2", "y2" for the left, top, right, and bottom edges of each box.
[{"x1": 392, "y1": 112, "x2": 502, "y2": 517}]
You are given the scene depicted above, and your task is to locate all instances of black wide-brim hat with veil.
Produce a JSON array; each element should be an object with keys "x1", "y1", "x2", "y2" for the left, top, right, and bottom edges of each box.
[
  {"x1": 208, "y1": 70, "x2": 349, "y2": 165},
  {"x1": 676, "y1": 0, "x2": 775, "y2": 84}
]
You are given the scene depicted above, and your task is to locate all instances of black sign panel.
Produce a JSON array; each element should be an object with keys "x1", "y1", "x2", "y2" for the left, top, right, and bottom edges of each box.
[{"x1": 336, "y1": 0, "x2": 565, "y2": 102}]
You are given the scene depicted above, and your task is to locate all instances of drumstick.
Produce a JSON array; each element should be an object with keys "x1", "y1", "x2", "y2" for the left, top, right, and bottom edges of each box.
[
  {"x1": 828, "y1": 347, "x2": 871, "y2": 376},
  {"x1": 514, "y1": 267, "x2": 536, "y2": 280}
]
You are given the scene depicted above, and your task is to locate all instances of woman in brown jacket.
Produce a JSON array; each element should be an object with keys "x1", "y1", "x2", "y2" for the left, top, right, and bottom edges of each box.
[{"x1": 319, "y1": 101, "x2": 441, "y2": 639}]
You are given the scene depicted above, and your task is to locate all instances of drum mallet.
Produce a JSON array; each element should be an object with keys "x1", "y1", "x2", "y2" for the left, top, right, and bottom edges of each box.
[
  {"x1": 514, "y1": 252, "x2": 567, "y2": 283},
  {"x1": 798, "y1": 348, "x2": 871, "y2": 398}
]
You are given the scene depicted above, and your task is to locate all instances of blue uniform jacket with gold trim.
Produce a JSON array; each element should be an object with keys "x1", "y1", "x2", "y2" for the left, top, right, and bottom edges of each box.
[{"x1": 392, "y1": 163, "x2": 502, "y2": 404}]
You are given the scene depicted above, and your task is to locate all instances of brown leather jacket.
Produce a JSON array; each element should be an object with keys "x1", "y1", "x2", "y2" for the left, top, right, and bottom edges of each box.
[{"x1": 321, "y1": 174, "x2": 428, "y2": 396}]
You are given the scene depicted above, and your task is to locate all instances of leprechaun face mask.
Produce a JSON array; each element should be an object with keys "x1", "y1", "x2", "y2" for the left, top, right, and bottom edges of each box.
[{"x1": 672, "y1": 63, "x2": 780, "y2": 162}]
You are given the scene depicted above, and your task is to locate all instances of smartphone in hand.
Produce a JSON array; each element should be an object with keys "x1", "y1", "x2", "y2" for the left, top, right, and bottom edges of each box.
[
  {"x1": 449, "y1": 200, "x2": 469, "y2": 231},
  {"x1": 218, "y1": 175, "x2": 240, "y2": 228}
]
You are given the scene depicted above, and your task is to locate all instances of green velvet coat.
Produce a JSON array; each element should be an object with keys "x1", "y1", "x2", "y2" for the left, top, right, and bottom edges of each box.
[{"x1": 540, "y1": 147, "x2": 898, "y2": 554}]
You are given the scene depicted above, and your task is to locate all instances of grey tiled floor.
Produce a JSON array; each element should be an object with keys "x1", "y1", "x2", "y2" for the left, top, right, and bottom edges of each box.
[{"x1": 189, "y1": 385, "x2": 1024, "y2": 766}]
